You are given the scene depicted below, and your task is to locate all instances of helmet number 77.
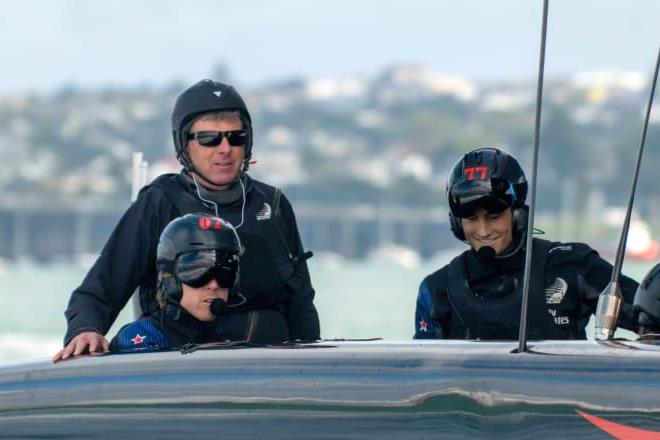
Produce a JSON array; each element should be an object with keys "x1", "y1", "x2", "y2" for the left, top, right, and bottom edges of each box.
[{"x1": 464, "y1": 166, "x2": 488, "y2": 180}]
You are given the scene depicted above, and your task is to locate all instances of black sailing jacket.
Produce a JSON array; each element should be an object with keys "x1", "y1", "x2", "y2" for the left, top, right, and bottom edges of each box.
[
  {"x1": 414, "y1": 238, "x2": 638, "y2": 340},
  {"x1": 64, "y1": 172, "x2": 320, "y2": 344},
  {"x1": 109, "y1": 307, "x2": 290, "y2": 352}
]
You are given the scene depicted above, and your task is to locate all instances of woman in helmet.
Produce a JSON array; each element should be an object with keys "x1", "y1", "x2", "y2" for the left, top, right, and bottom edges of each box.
[
  {"x1": 110, "y1": 213, "x2": 288, "y2": 352},
  {"x1": 414, "y1": 147, "x2": 640, "y2": 340}
]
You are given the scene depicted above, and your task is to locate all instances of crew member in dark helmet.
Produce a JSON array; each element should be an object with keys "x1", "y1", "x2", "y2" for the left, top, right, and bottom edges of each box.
[
  {"x1": 634, "y1": 263, "x2": 660, "y2": 341},
  {"x1": 111, "y1": 214, "x2": 287, "y2": 351},
  {"x1": 55, "y1": 79, "x2": 319, "y2": 362},
  {"x1": 414, "y1": 147, "x2": 639, "y2": 340}
]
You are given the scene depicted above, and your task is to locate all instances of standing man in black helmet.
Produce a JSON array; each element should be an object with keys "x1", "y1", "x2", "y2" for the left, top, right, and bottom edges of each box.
[
  {"x1": 54, "y1": 79, "x2": 319, "y2": 362},
  {"x1": 414, "y1": 147, "x2": 639, "y2": 340},
  {"x1": 111, "y1": 213, "x2": 288, "y2": 351}
]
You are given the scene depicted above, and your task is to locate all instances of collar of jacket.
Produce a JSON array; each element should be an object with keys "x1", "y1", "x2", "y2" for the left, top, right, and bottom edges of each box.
[
  {"x1": 180, "y1": 171, "x2": 254, "y2": 207},
  {"x1": 156, "y1": 307, "x2": 219, "y2": 342}
]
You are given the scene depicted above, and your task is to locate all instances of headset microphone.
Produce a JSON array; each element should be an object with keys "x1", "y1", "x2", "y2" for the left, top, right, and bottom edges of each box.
[
  {"x1": 476, "y1": 246, "x2": 496, "y2": 262},
  {"x1": 211, "y1": 298, "x2": 230, "y2": 317}
]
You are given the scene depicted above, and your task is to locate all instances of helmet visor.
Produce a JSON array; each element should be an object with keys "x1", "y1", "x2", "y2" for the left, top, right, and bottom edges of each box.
[
  {"x1": 449, "y1": 179, "x2": 510, "y2": 218},
  {"x1": 175, "y1": 250, "x2": 238, "y2": 288}
]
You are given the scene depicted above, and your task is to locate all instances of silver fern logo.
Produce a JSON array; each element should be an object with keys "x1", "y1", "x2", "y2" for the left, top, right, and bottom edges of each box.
[
  {"x1": 545, "y1": 277, "x2": 568, "y2": 304},
  {"x1": 255, "y1": 202, "x2": 272, "y2": 221}
]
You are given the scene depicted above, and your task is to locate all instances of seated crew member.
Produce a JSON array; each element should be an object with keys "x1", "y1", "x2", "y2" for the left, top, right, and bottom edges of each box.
[
  {"x1": 111, "y1": 213, "x2": 288, "y2": 352},
  {"x1": 414, "y1": 147, "x2": 639, "y2": 340},
  {"x1": 634, "y1": 263, "x2": 660, "y2": 342}
]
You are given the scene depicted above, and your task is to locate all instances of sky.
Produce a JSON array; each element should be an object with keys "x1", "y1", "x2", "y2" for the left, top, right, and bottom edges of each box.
[{"x1": 0, "y1": 0, "x2": 659, "y2": 95}]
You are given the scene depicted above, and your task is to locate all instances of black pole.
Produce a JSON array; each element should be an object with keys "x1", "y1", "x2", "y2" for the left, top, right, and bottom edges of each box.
[
  {"x1": 595, "y1": 44, "x2": 660, "y2": 340},
  {"x1": 517, "y1": 0, "x2": 549, "y2": 354},
  {"x1": 612, "y1": 46, "x2": 660, "y2": 282}
]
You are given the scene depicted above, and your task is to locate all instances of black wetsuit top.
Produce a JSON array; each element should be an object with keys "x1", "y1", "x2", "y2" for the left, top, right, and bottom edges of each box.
[
  {"x1": 414, "y1": 238, "x2": 638, "y2": 340},
  {"x1": 64, "y1": 172, "x2": 320, "y2": 345},
  {"x1": 109, "y1": 306, "x2": 289, "y2": 352}
]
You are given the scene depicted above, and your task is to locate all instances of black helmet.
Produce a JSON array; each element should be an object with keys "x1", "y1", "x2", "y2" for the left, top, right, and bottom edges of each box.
[
  {"x1": 157, "y1": 213, "x2": 242, "y2": 307},
  {"x1": 447, "y1": 147, "x2": 528, "y2": 241},
  {"x1": 171, "y1": 79, "x2": 253, "y2": 171},
  {"x1": 634, "y1": 263, "x2": 660, "y2": 330}
]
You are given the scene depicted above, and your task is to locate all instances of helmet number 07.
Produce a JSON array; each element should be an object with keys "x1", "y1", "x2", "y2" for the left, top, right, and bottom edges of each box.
[{"x1": 198, "y1": 216, "x2": 224, "y2": 230}]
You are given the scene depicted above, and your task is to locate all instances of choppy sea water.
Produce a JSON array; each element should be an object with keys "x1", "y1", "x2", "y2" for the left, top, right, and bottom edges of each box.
[{"x1": 0, "y1": 251, "x2": 653, "y2": 363}]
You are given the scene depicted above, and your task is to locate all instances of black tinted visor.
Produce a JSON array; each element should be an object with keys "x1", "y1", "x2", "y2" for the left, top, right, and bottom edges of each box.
[
  {"x1": 450, "y1": 180, "x2": 510, "y2": 218},
  {"x1": 175, "y1": 250, "x2": 238, "y2": 288}
]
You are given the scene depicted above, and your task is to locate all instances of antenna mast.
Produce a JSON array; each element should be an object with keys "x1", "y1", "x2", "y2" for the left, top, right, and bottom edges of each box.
[
  {"x1": 595, "y1": 45, "x2": 660, "y2": 340},
  {"x1": 517, "y1": 0, "x2": 549, "y2": 353}
]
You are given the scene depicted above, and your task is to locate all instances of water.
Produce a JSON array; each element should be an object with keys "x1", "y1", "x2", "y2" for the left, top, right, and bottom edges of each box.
[{"x1": 0, "y1": 253, "x2": 654, "y2": 363}]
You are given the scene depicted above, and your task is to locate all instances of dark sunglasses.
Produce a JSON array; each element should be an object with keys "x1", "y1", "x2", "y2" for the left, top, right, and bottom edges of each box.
[
  {"x1": 187, "y1": 130, "x2": 246, "y2": 147},
  {"x1": 175, "y1": 250, "x2": 238, "y2": 288}
]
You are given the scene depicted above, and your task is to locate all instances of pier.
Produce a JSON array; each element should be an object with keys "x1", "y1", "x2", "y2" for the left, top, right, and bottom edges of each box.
[{"x1": 0, "y1": 202, "x2": 453, "y2": 262}]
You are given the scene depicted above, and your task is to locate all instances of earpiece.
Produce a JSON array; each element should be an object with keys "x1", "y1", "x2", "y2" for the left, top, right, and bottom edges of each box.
[
  {"x1": 512, "y1": 205, "x2": 529, "y2": 237},
  {"x1": 159, "y1": 273, "x2": 183, "y2": 320},
  {"x1": 449, "y1": 212, "x2": 465, "y2": 241}
]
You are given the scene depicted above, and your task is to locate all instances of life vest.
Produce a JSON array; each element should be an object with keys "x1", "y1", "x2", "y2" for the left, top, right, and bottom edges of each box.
[
  {"x1": 446, "y1": 238, "x2": 581, "y2": 340},
  {"x1": 145, "y1": 173, "x2": 297, "y2": 314}
]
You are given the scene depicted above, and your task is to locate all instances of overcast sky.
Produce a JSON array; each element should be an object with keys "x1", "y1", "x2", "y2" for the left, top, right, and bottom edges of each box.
[{"x1": 1, "y1": 0, "x2": 659, "y2": 95}]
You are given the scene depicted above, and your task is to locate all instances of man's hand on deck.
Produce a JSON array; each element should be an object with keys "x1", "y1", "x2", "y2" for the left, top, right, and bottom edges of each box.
[{"x1": 52, "y1": 331, "x2": 109, "y2": 363}]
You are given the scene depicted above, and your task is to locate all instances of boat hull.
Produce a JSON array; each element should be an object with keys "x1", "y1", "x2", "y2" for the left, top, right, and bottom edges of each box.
[{"x1": 1, "y1": 340, "x2": 659, "y2": 439}]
